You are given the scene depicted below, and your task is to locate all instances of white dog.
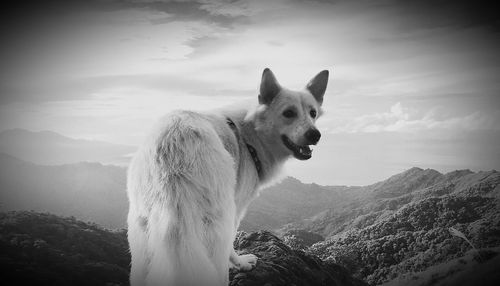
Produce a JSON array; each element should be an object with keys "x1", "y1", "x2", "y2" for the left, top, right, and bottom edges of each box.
[{"x1": 126, "y1": 68, "x2": 329, "y2": 285}]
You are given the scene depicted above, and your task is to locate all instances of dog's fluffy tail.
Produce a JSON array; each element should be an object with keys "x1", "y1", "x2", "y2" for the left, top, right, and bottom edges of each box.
[{"x1": 128, "y1": 112, "x2": 237, "y2": 286}]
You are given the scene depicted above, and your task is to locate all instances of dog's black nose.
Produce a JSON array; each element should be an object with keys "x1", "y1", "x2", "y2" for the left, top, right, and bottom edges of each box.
[{"x1": 305, "y1": 128, "x2": 321, "y2": 145}]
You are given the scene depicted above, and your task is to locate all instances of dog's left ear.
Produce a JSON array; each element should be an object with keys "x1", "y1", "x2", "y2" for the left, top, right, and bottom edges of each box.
[
  {"x1": 306, "y1": 70, "x2": 329, "y2": 105},
  {"x1": 259, "y1": 68, "x2": 281, "y2": 105}
]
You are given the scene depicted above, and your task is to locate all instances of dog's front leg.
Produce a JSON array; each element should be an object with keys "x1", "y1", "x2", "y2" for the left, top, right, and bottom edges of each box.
[{"x1": 230, "y1": 248, "x2": 258, "y2": 271}]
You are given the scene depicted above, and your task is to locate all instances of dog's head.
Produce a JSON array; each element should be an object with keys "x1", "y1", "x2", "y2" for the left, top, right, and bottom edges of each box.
[{"x1": 253, "y1": 68, "x2": 329, "y2": 160}]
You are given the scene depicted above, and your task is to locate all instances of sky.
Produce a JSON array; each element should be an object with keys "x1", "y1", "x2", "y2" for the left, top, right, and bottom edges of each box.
[{"x1": 0, "y1": 0, "x2": 499, "y2": 185}]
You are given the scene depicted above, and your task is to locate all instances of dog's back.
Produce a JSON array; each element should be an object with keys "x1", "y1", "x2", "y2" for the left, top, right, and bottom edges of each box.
[{"x1": 127, "y1": 111, "x2": 237, "y2": 286}]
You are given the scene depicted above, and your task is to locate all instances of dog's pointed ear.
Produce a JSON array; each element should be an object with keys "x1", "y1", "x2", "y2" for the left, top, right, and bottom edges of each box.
[
  {"x1": 306, "y1": 70, "x2": 329, "y2": 105},
  {"x1": 259, "y1": 68, "x2": 281, "y2": 105}
]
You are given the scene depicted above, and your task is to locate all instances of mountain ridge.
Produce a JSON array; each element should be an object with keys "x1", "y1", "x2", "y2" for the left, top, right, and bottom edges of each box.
[
  {"x1": 1, "y1": 151, "x2": 498, "y2": 232},
  {"x1": 0, "y1": 153, "x2": 128, "y2": 228},
  {"x1": 0, "y1": 128, "x2": 136, "y2": 166}
]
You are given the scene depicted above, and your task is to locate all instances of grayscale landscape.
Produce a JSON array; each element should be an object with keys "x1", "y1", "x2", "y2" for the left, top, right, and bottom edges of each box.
[{"x1": 1, "y1": 0, "x2": 499, "y2": 285}]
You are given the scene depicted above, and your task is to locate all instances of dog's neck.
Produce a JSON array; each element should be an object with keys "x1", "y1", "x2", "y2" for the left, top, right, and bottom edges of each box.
[
  {"x1": 239, "y1": 117, "x2": 289, "y2": 185},
  {"x1": 226, "y1": 117, "x2": 264, "y2": 180},
  {"x1": 222, "y1": 105, "x2": 290, "y2": 185}
]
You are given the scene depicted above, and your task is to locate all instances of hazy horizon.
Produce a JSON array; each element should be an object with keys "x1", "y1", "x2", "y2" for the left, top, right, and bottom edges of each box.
[{"x1": 1, "y1": 0, "x2": 499, "y2": 185}]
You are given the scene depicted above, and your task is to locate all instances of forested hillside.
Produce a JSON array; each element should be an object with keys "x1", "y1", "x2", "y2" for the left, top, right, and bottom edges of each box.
[
  {"x1": 297, "y1": 169, "x2": 500, "y2": 285},
  {"x1": 0, "y1": 211, "x2": 130, "y2": 285}
]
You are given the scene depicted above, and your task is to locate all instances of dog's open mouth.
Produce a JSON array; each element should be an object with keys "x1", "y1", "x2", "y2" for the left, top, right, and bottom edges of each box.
[{"x1": 281, "y1": 135, "x2": 312, "y2": 160}]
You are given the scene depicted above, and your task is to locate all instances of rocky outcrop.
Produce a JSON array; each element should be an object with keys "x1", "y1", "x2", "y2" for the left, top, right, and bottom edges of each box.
[{"x1": 230, "y1": 231, "x2": 368, "y2": 286}]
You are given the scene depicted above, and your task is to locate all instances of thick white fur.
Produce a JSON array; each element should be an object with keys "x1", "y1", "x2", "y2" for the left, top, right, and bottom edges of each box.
[
  {"x1": 128, "y1": 112, "x2": 238, "y2": 286},
  {"x1": 127, "y1": 69, "x2": 328, "y2": 286}
]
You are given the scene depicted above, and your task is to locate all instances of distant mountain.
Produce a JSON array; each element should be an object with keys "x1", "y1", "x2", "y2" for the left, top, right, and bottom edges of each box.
[
  {"x1": 0, "y1": 154, "x2": 356, "y2": 231},
  {"x1": 0, "y1": 153, "x2": 128, "y2": 228},
  {"x1": 0, "y1": 129, "x2": 136, "y2": 165},
  {"x1": 368, "y1": 167, "x2": 443, "y2": 199},
  {"x1": 240, "y1": 177, "x2": 366, "y2": 232},
  {"x1": 285, "y1": 168, "x2": 500, "y2": 238},
  {"x1": 2, "y1": 150, "x2": 497, "y2": 238},
  {"x1": 245, "y1": 168, "x2": 461, "y2": 236}
]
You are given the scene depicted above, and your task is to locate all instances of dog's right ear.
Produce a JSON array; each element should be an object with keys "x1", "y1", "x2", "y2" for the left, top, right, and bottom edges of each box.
[
  {"x1": 259, "y1": 68, "x2": 281, "y2": 105},
  {"x1": 306, "y1": 70, "x2": 329, "y2": 105}
]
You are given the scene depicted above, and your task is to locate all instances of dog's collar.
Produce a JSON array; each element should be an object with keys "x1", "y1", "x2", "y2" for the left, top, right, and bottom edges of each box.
[
  {"x1": 226, "y1": 117, "x2": 263, "y2": 179},
  {"x1": 245, "y1": 143, "x2": 262, "y2": 177}
]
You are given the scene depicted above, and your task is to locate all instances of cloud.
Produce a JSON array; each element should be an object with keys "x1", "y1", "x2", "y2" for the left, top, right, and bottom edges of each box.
[
  {"x1": 0, "y1": 4, "x2": 237, "y2": 104},
  {"x1": 125, "y1": 0, "x2": 254, "y2": 16},
  {"x1": 0, "y1": 83, "x2": 251, "y2": 145},
  {"x1": 0, "y1": 71, "x2": 254, "y2": 105},
  {"x1": 289, "y1": 127, "x2": 500, "y2": 186},
  {"x1": 119, "y1": 0, "x2": 252, "y2": 26},
  {"x1": 198, "y1": 0, "x2": 252, "y2": 17},
  {"x1": 330, "y1": 102, "x2": 500, "y2": 134}
]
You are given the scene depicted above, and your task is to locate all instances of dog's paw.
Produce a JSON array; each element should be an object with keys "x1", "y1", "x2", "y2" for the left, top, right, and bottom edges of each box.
[{"x1": 234, "y1": 254, "x2": 258, "y2": 271}]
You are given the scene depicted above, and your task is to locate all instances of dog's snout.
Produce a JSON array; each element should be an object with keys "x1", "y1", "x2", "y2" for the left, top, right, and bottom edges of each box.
[{"x1": 305, "y1": 128, "x2": 321, "y2": 145}]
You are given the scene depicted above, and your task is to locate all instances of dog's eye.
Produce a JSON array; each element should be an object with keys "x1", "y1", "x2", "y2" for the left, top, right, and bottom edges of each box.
[
  {"x1": 310, "y1": 109, "x2": 317, "y2": 118},
  {"x1": 282, "y1": 109, "x2": 297, "y2": 118}
]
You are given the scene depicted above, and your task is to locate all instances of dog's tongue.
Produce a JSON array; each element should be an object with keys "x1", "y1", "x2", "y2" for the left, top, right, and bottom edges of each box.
[{"x1": 299, "y1": 146, "x2": 312, "y2": 156}]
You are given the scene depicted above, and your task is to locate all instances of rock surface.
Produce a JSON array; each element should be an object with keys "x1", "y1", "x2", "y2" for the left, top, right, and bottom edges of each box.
[{"x1": 230, "y1": 231, "x2": 368, "y2": 286}]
